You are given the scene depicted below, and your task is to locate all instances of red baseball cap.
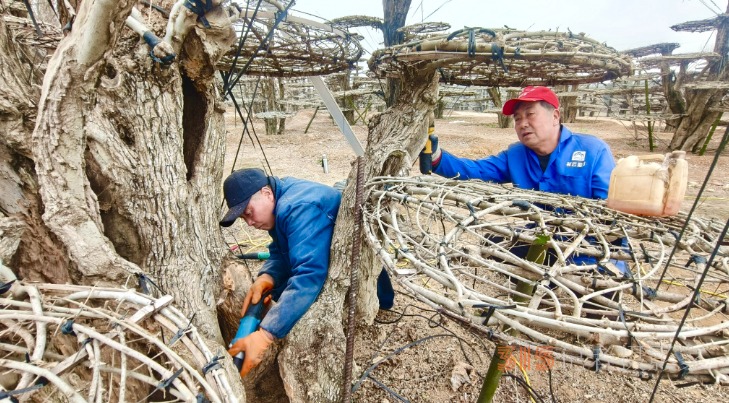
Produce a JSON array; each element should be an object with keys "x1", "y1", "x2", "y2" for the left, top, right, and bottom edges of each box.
[{"x1": 502, "y1": 86, "x2": 560, "y2": 116}]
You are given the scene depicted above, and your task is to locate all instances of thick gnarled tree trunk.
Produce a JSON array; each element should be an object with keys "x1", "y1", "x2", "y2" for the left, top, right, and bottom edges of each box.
[
  {"x1": 667, "y1": 3, "x2": 729, "y2": 151},
  {"x1": 276, "y1": 66, "x2": 438, "y2": 402},
  {"x1": 0, "y1": 16, "x2": 72, "y2": 283},
  {"x1": 30, "y1": 1, "x2": 242, "y2": 344}
]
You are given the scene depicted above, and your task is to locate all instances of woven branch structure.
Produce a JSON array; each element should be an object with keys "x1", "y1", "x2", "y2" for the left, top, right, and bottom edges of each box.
[
  {"x1": 218, "y1": 2, "x2": 364, "y2": 77},
  {"x1": 369, "y1": 28, "x2": 632, "y2": 86},
  {"x1": 2, "y1": 14, "x2": 61, "y2": 51},
  {"x1": 325, "y1": 15, "x2": 383, "y2": 30},
  {"x1": 622, "y1": 43, "x2": 681, "y2": 58},
  {"x1": 363, "y1": 176, "x2": 729, "y2": 383},
  {"x1": 671, "y1": 14, "x2": 729, "y2": 33},
  {"x1": 396, "y1": 21, "x2": 451, "y2": 41},
  {"x1": 633, "y1": 52, "x2": 721, "y2": 70},
  {"x1": 0, "y1": 276, "x2": 240, "y2": 403}
]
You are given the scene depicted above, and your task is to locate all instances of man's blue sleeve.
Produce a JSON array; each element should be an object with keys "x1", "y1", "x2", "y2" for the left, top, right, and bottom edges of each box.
[
  {"x1": 259, "y1": 203, "x2": 334, "y2": 338},
  {"x1": 257, "y1": 239, "x2": 288, "y2": 297},
  {"x1": 434, "y1": 149, "x2": 511, "y2": 182},
  {"x1": 590, "y1": 146, "x2": 616, "y2": 199}
]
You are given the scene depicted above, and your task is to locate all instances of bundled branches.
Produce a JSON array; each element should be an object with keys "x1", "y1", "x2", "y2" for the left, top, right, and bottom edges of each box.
[
  {"x1": 363, "y1": 176, "x2": 729, "y2": 383},
  {"x1": 369, "y1": 28, "x2": 632, "y2": 86},
  {"x1": 220, "y1": 2, "x2": 363, "y2": 77},
  {"x1": 671, "y1": 14, "x2": 729, "y2": 33},
  {"x1": 326, "y1": 15, "x2": 383, "y2": 30},
  {"x1": 0, "y1": 274, "x2": 241, "y2": 403}
]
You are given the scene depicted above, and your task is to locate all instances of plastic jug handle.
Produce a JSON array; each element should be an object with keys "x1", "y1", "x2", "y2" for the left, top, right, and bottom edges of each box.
[{"x1": 636, "y1": 154, "x2": 665, "y2": 162}]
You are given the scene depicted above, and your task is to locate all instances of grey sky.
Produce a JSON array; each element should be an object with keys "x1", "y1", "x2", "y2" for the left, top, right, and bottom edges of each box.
[{"x1": 292, "y1": 0, "x2": 726, "y2": 57}]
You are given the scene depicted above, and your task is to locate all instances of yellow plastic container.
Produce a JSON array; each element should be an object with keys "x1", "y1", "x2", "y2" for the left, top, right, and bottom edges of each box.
[{"x1": 607, "y1": 151, "x2": 688, "y2": 217}]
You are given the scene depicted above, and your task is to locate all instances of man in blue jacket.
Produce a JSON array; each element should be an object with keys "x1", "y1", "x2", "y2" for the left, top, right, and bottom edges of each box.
[
  {"x1": 220, "y1": 168, "x2": 341, "y2": 377},
  {"x1": 422, "y1": 86, "x2": 627, "y2": 273},
  {"x1": 426, "y1": 86, "x2": 615, "y2": 199}
]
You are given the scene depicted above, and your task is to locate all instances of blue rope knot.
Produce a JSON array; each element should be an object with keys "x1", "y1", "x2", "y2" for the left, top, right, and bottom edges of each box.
[
  {"x1": 466, "y1": 202, "x2": 477, "y2": 220},
  {"x1": 157, "y1": 367, "x2": 184, "y2": 394},
  {"x1": 490, "y1": 42, "x2": 507, "y2": 72},
  {"x1": 61, "y1": 319, "x2": 76, "y2": 336},
  {"x1": 467, "y1": 29, "x2": 476, "y2": 58},
  {"x1": 511, "y1": 200, "x2": 531, "y2": 211},
  {"x1": 674, "y1": 351, "x2": 690, "y2": 379},
  {"x1": 142, "y1": 32, "x2": 176, "y2": 67},
  {"x1": 202, "y1": 355, "x2": 222, "y2": 374},
  {"x1": 592, "y1": 346, "x2": 601, "y2": 372},
  {"x1": 184, "y1": 0, "x2": 214, "y2": 28},
  {"x1": 475, "y1": 303, "x2": 516, "y2": 326},
  {"x1": 687, "y1": 255, "x2": 707, "y2": 267}
]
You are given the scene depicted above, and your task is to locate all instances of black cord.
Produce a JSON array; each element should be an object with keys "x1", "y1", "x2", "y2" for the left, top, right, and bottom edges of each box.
[
  {"x1": 654, "y1": 123, "x2": 729, "y2": 292},
  {"x1": 367, "y1": 304, "x2": 550, "y2": 402},
  {"x1": 223, "y1": 0, "x2": 264, "y2": 91},
  {"x1": 373, "y1": 305, "x2": 485, "y2": 369},
  {"x1": 547, "y1": 367, "x2": 559, "y2": 403},
  {"x1": 502, "y1": 372, "x2": 548, "y2": 403},
  {"x1": 648, "y1": 216, "x2": 729, "y2": 403},
  {"x1": 226, "y1": 1, "x2": 295, "y2": 92},
  {"x1": 366, "y1": 375, "x2": 411, "y2": 403}
]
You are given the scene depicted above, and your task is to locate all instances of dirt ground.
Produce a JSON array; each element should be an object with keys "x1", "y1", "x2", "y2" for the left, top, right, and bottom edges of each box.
[{"x1": 222, "y1": 106, "x2": 729, "y2": 403}]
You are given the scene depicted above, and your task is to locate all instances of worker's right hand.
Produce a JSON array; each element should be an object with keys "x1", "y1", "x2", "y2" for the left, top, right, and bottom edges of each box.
[{"x1": 241, "y1": 274, "x2": 274, "y2": 316}]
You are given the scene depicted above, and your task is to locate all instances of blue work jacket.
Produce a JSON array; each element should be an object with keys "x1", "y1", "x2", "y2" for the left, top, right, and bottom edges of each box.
[
  {"x1": 434, "y1": 126, "x2": 616, "y2": 199},
  {"x1": 258, "y1": 177, "x2": 341, "y2": 338}
]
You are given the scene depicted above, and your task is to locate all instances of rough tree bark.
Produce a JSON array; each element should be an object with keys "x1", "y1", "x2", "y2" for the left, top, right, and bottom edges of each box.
[
  {"x1": 278, "y1": 78, "x2": 286, "y2": 134},
  {"x1": 488, "y1": 87, "x2": 515, "y2": 128},
  {"x1": 0, "y1": 12, "x2": 72, "y2": 283},
  {"x1": 0, "y1": 10, "x2": 256, "y2": 398},
  {"x1": 275, "y1": 66, "x2": 438, "y2": 402},
  {"x1": 382, "y1": 0, "x2": 412, "y2": 106},
  {"x1": 558, "y1": 95, "x2": 578, "y2": 123},
  {"x1": 667, "y1": 3, "x2": 729, "y2": 151}
]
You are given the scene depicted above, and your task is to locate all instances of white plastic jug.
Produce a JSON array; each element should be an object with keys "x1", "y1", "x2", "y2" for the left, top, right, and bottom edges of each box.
[{"x1": 607, "y1": 151, "x2": 688, "y2": 217}]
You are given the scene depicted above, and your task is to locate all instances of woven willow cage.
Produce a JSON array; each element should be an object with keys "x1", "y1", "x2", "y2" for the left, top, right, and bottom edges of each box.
[
  {"x1": 369, "y1": 28, "x2": 632, "y2": 86},
  {"x1": 220, "y1": 1, "x2": 363, "y2": 77},
  {"x1": 0, "y1": 267, "x2": 240, "y2": 403},
  {"x1": 363, "y1": 176, "x2": 729, "y2": 384}
]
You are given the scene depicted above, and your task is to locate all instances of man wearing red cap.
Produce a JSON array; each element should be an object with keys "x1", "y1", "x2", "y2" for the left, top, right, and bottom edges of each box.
[
  {"x1": 422, "y1": 86, "x2": 615, "y2": 199},
  {"x1": 418, "y1": 86, "x2": 629, "y2": 275}
]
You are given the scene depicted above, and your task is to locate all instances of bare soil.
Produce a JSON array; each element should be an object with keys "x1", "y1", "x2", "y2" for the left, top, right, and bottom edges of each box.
[{"x1": 222, "y1": 107, "x2": 729, "y2": 403}]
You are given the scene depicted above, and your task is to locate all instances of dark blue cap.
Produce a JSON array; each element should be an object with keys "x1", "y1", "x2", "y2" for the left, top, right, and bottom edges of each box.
[{"x1": 220, "y1": 168, "x2": 270, "y2": 227}]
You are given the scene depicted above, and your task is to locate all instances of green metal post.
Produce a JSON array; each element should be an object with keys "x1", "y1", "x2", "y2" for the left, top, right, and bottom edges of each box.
[
  {"x1": 476, "y1": 243, "x2": 548, "y2": 403},
  {"x1": 304, "y1": 106, "x2": 319, "y2": 134},
  {"x1": 699, "y1": 113, "x2": 723, "y2": 156},
  {"x1": 645, "y1": 80, "x2": 654, "y2": 151}
]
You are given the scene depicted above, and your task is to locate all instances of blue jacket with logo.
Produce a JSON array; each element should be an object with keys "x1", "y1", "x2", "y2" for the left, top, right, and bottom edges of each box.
[
  {"x1": 257, "y1": 177, "x2": 341, "y2": 338},
  {"x1": 433, "y1": 125, "x2": 615, "y2": 199}
]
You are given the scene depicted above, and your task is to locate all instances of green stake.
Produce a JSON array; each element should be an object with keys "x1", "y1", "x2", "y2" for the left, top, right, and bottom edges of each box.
[{"x1": 476, "y1": 242, "x2": 548, "y2": 403}]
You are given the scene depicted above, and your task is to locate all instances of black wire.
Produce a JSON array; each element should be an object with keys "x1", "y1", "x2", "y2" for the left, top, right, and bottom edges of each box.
[
  {"x1": 547, "y1": 367, "x2": 559, "y2": 403},
  {"x1": 654, "y1": 123, "x2": 729, "y2": 292},
  {"x1": 502, "y1": 372, "x2": 548, "y2": 403},
  {"x1": 367, "y1": 304, "x2": 556, "y2": 403},
  {"x1": 366, "y1": 375, "x2": 411, "y2": 403},
  {"x1": 226, "y1": 1, "x2": 295, "y2": 92},
  {"x1": 227, "y1": 74, "x2": 267, "y2": 175},
  {"x1": 373, "y1": 305, "x2": 484, "y2": 369},
  {"x1": 223, "y1": 0, "x2": 264, "y2": 90},
  {"x1": 648, "y1": 216, "x2": 729, "y2": 403},
  {"x1": 368, "y1": 303, "x2": 550, "y2": 402}
]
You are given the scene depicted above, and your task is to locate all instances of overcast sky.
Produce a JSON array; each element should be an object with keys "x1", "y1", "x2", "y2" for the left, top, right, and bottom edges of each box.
[{"x1": 291, "y1": 0, "x2": 727, "y2": 57}]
